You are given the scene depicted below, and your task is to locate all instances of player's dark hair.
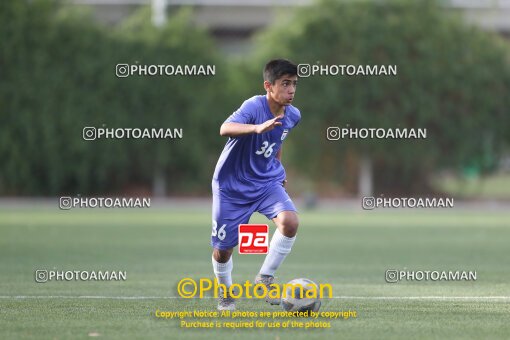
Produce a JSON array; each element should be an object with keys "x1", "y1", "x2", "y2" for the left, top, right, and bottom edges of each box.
[{"x1": 263, "y1": 59, "x2": 298, "y2": 84}]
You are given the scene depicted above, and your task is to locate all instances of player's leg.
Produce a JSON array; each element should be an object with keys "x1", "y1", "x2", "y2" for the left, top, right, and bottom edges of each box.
[
  {"x1": 212, "y1": 247, "x2": 233, "y2": 288},
  {"x1": 211, "y1": 246, "x2": 235, "y2": 310},
  {"x1": 211, "y1": 190, "x2": 252, "y2": 310},
  {"x1": 260, "y1": 210, "x2": 298, "y2": 276},
  {"x1": 255, "y1": 186, "x2": 299, "y2": 304}
]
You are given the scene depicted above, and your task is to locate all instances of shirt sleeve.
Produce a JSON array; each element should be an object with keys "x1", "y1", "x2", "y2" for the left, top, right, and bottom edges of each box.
[
  {"x1": 292, "y1": 108, "x2": 301, "y2": 128},
  {"x1": 224, "y1": 100, "x2": 255, "y2": 124}
]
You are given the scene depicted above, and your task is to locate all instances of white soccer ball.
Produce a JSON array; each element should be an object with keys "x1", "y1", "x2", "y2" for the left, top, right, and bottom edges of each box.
[{"x1": 281, "y1": 278, "x2": 321, "y2": 312}]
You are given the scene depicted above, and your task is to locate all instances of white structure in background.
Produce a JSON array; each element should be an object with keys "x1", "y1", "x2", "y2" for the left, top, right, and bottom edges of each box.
[{"x1": 152, "y1": 0, "x2": 167, "y2": 26}]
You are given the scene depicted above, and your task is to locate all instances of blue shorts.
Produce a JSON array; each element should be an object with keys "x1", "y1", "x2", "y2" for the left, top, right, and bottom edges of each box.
[{"x1": 211, "y1": 185, "x2": 297, "y2": 250}]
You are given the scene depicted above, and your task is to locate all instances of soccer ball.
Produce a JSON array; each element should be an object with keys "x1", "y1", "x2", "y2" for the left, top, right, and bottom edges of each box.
[{"x1": 281, "y1": 278, "x2": 321, "y2": 312}]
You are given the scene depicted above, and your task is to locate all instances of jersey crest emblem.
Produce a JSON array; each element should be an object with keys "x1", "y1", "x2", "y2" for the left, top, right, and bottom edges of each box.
[{"x1": 281, "y1": 129, "x2": 289, "y2": 141}]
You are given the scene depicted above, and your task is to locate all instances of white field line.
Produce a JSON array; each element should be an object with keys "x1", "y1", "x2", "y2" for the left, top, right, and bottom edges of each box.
[{"x1": 1, "y1": 295, "x2": 510, "y2": 301}]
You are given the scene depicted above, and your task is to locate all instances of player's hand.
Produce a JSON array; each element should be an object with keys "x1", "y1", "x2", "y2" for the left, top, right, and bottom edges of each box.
[
  {"x1": 282, "y1": 179, "x2": 288, "y2": 187},
  {"x1": 255, "y1": 114, "x2": 284, "y2": 134}
]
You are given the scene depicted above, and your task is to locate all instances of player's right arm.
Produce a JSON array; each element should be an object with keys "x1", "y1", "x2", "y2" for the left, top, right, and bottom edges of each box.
[{"x1": 220, "y1": 114, "x2": 284, "y2": 137}]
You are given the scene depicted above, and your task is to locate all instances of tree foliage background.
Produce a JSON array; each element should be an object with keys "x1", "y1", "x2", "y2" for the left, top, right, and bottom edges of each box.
[
  {"x1": 0, "y1": 0, "x2": 237, "y2": 195},
  {"x1": 246, "y1": 0, "x2": 510, "y2": 194},
  {"x1": 1, "y1": 0, "x2": 510, "y2": 196}
]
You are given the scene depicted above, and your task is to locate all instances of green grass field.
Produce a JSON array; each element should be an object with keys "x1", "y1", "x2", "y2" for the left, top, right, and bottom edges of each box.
[{"x1": 1, "y1": 204, "x2": 510, "y2": 339}]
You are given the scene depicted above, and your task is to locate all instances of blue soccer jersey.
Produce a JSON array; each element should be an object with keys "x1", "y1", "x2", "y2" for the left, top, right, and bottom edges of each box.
[{"x1": 212, "y1": 95, "x2": 301, "y2": 201}]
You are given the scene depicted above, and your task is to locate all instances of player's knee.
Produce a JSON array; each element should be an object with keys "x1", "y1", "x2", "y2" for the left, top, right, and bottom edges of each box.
[
  {"x1": 278, "y1": 212, "x2": 299, "y2": 237},
  {"x1": 212, "y1": 248, "x2": 233, "y2": 263}
]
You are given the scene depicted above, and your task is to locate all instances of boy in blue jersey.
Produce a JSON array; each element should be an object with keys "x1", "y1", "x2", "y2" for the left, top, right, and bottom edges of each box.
[{"x1": 211, "y1": 59, "x2": 300, "y2": 310}]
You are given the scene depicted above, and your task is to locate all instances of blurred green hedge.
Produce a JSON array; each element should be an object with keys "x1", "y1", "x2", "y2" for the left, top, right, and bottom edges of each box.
[
  {"x1": 247, "y1": 0, "x2": 510, "y2": 194},
  {"x1": 1, "y1": 0, "x2": 510, "y2": 196},
  {"x1": 0, "y1": 1, "x2": 238, "y2": 195}
]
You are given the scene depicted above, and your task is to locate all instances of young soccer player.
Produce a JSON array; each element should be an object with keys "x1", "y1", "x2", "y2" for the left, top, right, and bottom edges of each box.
[{"x1": 211, "y1": 59, "x2": 301, "y2": 310}]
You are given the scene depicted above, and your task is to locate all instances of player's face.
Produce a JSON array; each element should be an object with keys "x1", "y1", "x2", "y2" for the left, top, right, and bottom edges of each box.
[{"x1": 265, "y1": 75, "x2": 298, "y2": 106}]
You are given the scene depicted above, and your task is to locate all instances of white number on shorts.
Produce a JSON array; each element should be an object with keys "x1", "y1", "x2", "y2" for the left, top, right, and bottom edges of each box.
[
  {"x1": 212, "y1": 221, "x2": 227, "y2": 241},
  {"x1": 255, "y1": 141, "x2": 276, "y2": 158}
]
